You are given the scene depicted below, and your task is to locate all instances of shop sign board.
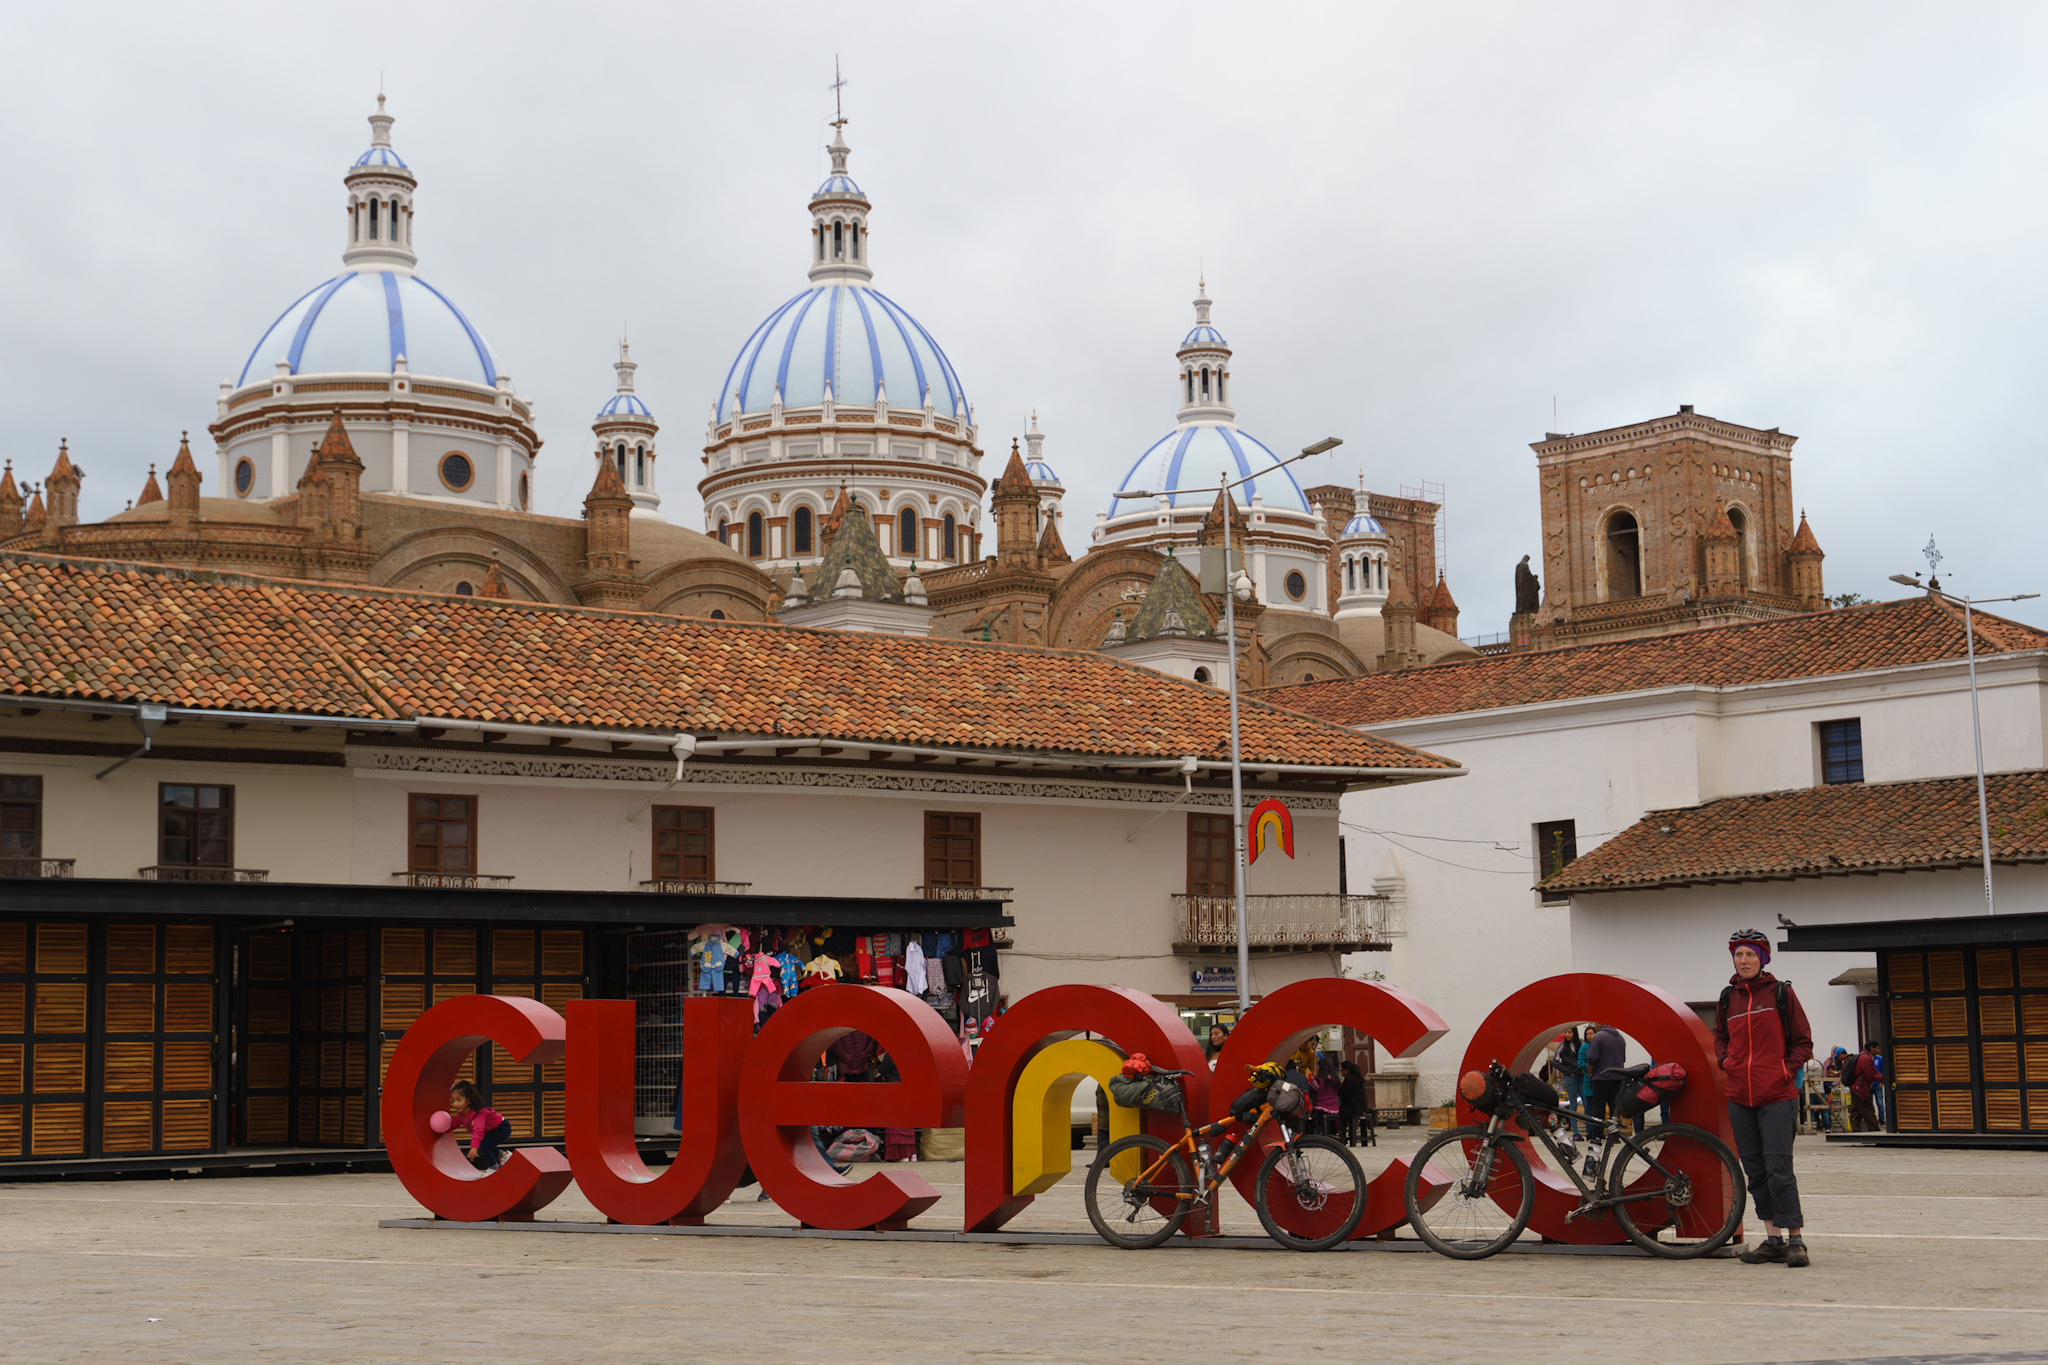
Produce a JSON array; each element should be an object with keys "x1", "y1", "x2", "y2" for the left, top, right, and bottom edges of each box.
[
  {"x1": 384, "y1": 973, "x2": 1730, "y2": 1244},
  {"x1": 1190, "y1": 966, "x2": 1237, "y2": 993}
]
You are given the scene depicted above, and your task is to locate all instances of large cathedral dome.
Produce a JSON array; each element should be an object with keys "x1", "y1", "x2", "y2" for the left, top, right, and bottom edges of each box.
[
  {"x1": 238, "y1": 271, "x2": 499, "y2": 387},
  {"x1": 715, "y1": 283, "x2": 966, "y2": 422}
]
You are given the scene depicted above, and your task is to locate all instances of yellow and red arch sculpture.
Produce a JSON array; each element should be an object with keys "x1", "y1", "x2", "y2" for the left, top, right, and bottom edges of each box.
[{"x1": 1248, "y1": 797, "x2": 1294, "y2": 862}]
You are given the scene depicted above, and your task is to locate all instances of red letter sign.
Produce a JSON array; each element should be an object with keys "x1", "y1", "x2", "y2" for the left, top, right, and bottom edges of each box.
[
  {"x1": 1457, "y1": 973, "x2": 1736, "y2": 1245},
  {"x1": 962, "y1": 985, "x2": 1209, "y2": 1234},
  {"x1": 566, "y1": 997, "x2": 751, "y2": 1225},
  {"x1": 1210, "y1": 977, "x2": 1448, "y2": 1240},
  {"x1": 381, "y1": 993, "x2": 573, "y2": 1222},
  {"x1": 738, "y1": 985, "x2": 967, "y2": 1231}
]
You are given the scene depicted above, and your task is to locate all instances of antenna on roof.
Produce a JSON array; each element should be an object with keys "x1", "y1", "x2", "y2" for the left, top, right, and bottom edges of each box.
[{"x1": 829, "y1": 57, "x2": 848, "y2": 132}]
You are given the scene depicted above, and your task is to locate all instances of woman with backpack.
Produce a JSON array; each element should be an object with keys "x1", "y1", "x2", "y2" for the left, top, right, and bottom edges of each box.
[
  {"x1": 1714, "y1": 928, "x2": 1814, "y2": 1268},
  {"x1": 1555, "y1": 1027, "x2": 1586, "y2": 1113}
]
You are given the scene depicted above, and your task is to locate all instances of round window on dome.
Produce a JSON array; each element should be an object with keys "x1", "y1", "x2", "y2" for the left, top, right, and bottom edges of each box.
[
  {"x1": 1284, "y1": 570, "x2": 1308, "y2": 601},
  {"x1": 440, "y1": 452, "x2": 474, "y2": 492},
  {"x1": 233, "y1": 457, "x2": 254, "y2": 499}
]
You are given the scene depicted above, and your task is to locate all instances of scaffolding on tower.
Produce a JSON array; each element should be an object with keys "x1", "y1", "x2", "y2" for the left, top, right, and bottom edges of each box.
[{"x1": 1399, "y1": 480, "x2": 1447, "y2": 584}]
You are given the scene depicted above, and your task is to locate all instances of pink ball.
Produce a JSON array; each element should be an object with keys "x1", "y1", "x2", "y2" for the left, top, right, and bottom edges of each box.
[{"x1": 429, "y1": 1110, "x2": 453, "y2": 1134}]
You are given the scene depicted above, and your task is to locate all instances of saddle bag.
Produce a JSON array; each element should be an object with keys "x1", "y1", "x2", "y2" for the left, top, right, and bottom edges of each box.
[
  {"x1": 1266, "y1": 1077, "x2": 1311, "y2": 1118},
  {"x1": 1618, "y1": 1061, "x2": 1687, "y2": 1119},
  {"x1": 1108, "y1": 1073, "x2": 1186, "y2": 1115}
]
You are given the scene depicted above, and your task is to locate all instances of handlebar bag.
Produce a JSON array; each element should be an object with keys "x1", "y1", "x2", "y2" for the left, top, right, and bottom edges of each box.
[
  {"x1": 1266, "y1": 1078, "x2": 1310, "y2": 1118},
  {"x1": 1108, "y1": 1073, "x2": 1186, "y2": 1115},
  {"x1": 1617, "y1": 1062, "x2": 1687, "y2": 1119}
]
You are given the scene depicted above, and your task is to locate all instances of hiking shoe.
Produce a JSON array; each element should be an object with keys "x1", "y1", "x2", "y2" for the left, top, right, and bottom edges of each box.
[
  {"x1": 1739, "y1": 1238, "x2": 1788, "y2": 1264},
  {"x1": 1786, "y1": 1239, "x2": 1810, "y2": 1268}
]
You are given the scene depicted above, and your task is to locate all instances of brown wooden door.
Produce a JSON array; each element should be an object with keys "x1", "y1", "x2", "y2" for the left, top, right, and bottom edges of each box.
[
  {"x1": 1187, "y1": 814, "x2": 1234, "y2": 895},
  {"x1": 924, "y1": 813, "x2": 980, "y2": 888}
]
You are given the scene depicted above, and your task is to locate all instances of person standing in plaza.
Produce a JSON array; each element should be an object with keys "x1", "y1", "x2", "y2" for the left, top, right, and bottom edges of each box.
[
  {"x1": 1715, "y1": 929, "x2": 1814, "y2": 1267},
  {"x1": 1583, "y1": 1021, "x2": 1625, "y2": 1123},
  {"x1": 1848, "y1": 1040, "x2": 1882, "y2": 1133},
  {"x1": 1555, "y1": 1026, "x2": 1586, "y2": 1113}
]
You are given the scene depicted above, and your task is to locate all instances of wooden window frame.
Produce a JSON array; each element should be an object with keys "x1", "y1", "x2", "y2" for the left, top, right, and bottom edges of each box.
[
  {"x1": 1819, "y1": 718, "x2": 1864, "y2": 786},
  {"x1": 652, "y1": 806, "x2": 715, "y2": 881},
  {"x1": 924, "y1": 812, "x2": 981, "y2": 889},
  {"x1": 1535, "y1": 818, "x2": 1578, "y2": 905},
  {"x1": 0, "y1": 774, "x2": 43, "y2": 863},
  {"x1": 158, "y1": 783, "x2": 234, "y2": 870},
  {"x1": 1186, "y1": 812, "x2": 1234, "y2": 896},
  {"x1": 408, "y1": 793, "x2": 478, "y2": 874}
]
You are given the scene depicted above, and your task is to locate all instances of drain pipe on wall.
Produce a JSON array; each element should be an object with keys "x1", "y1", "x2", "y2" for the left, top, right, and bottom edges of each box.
[
  {"x1": 1124, "y1": 756, "x2": 1202, "y2": 843},
  {"x1": 625, "y1": 734, "x2": 701, "y2": 824},
  {"x1": 93, "y1": 704, "x2": 170, "y2": 780}
]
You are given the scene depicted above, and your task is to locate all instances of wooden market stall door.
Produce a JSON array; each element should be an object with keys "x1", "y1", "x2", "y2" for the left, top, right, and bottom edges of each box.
[
  {"x1": 0, "y1": 920, "x2": 220, "y2": 1160},
  {"x1": 376, "y1": 926, "x2": 585, "y2": 1143},
  {"x1": 1883, "y1": 945, "x2": 2048, "y2": 1134}
]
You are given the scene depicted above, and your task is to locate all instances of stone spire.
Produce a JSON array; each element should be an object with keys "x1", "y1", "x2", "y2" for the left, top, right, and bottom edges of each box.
[
  {"x1": 576, "y1": 451, "x2": 641, "y2": 610},
  {"x1": 1702, "y1": 505, "x2": 1740, "y2": 596},
  {"x1": 991, "y1": 440, "x2": 1040, "y2": 568},
  {"x1": 1422, "y1": 572, "x2": 1460, "y2": 637},
  {"x1": 1377, "y1": 562, "x2": 1421, "y2": 672},
  {"x1": 166, "y1": 432, "x2": 202, "y2": 524},
  {"x1": 0, "y1": 462, "x2": 20, "y2": 534},
  {"x1": 1787, "y1": 510, "x2": 1825, "y2": 610},
  {"x1": 136, "y1": 465, "x2": 165, "y2": 507},
  {"x1": 44, "y1": 441, "x2": 80, "y2": 526},
  {"x1": 1129, "y1": 548, "x2": 1212, "y2": 641}
]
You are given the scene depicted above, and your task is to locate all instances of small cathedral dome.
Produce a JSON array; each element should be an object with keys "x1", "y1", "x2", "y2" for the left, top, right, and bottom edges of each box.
[
  {"x1": 1025, "y1": 459, "x2": 1059, "y2": 483},
  {"x1": 1117, "y1": 424, "x2": 1311, "y2": 512},
  {"x1": 1342, "y1": 510, "x2": 1386, "y2": 537},
  {"x1": 353, "y1": 144, "x2": 409, "y2": 169},
  {"x1": 1182, "y1": 321, "x2": 1227, "y2": 349},
  {"x1": 238, "y1": 273, "x2": 500, "y2": 386},
  {"x1": 597, "y1": 391, "x2": 653, "y2": 420}
]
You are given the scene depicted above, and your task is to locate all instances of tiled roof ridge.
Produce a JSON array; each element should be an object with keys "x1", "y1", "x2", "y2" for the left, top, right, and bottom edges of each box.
[
  {"x1": 1255, "y1": 593, "x2": 2048, "y2": 704},
  {"x1": 0, "y1": 549, "x2": 1457, "y2": 769},
  {"x1": 1634, "y1": 768, "x2": 2040, "y2": 821}
]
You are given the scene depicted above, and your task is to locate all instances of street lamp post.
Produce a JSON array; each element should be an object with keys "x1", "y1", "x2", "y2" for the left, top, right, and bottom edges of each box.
[
  {"x1": 1889, "y1": 552, "x2": 2038, "y2": 915},
  {"x1": 1115, "y1": 436, "x2": 1341, "y2": 1013}
]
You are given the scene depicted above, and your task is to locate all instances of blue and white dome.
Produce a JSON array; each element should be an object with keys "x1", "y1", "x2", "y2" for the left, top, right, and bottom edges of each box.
[
  {"x1": 1025, "y1": 459, "x2": 1059, "y2": 483},
  {"x1": 597, "y1": 391, "x2": 652, "y2": 420},
  {"x1": 1342, "y1": 510, "x2": 1386, "y2": 536},
  {"x1": 814, "y1": 170, "x2": 864, "y2": 199},
  {"x1": 353, "y1": 145, "x2": 408, "y2": 169},
  {"x1": 1181, "y1": 322, "x2": 1227, "y2": 349},
  {"x1": 236, "y1": 271, "x2": 499, "y2": 387},
  {"x1": 1117, "y1": 423, "x2": 1311, "y2": 513},
  {"x1": 714, "y1": 284, "x2": 968, "y2": 422}
]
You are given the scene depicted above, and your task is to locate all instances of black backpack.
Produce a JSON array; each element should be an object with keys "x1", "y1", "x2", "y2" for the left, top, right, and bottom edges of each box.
[{"x1": 1719, "y1": 979, "x2": 1794, "y2": 1056}]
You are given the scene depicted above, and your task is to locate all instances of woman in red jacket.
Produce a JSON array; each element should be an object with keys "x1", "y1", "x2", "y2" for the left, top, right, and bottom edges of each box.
[{"x1": 1713, "y1": 929, "x2": 1814, "y2": 1267}]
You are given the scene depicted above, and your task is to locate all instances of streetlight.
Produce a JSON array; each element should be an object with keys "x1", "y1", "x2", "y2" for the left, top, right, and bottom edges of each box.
[
  {"x1": 1889, "y1": 545, "x2": 2037, "y2": 915},
  {"x1": 1115, "y1": 436, "x2": 1342, "y2": 1013}
]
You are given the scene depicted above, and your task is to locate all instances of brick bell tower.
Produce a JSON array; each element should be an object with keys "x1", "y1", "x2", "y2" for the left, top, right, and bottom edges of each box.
[{"x1": 1527, "y1": 406, "x2": 1822, "y2": 648}]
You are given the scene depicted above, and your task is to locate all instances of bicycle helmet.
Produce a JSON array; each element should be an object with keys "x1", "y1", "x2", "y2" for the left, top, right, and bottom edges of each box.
[
  {"x1": 1729, "y1": 928, "x2": 1771, "y2": 967},
  {"x1": 1119, "y1": 1053, "x2": 1153, "y2": 1079},
  {"x1": 1247, "y1": 1061, "x2": 1285, "y2": 1089}
]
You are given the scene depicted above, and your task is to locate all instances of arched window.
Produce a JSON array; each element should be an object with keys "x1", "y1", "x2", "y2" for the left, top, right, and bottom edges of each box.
[
  {"x1": 716, "y1": 517, "x2": 728, "y2": 546},
  {"x1": 942, "y1": 512, "x2": 957, "y2": 561},
  {"x1": 851, "y1": 224, "x2": 860, "y2": 260},
  {"x1": 369, "y1": 197, "x2": 381, "y2": 240},
  {"x1": 1186, "y1": 372, "x2": 1194, "y2": 403},
  {"x1": 1604, "y1": 510, "x2": 1643, "y2": 600},
  {"x1": 747, "y1": 511, "x2": 764, "y2": 559},
  {"x1": 396, "y1": 204, "x2": 405, "y2": 243},
  {"x1": 710, "y1": 609, "x2": 727, "y2": 620},
  {"x1": 1378, "y1": 557, "x2": 1387, "y2": 590},
  {"x1": 635, "y1": 446, "x2": 646, "y2": 484},
  {"x1": 793, "y1": 506, "x2": 813, "y2": 555},
  {"x1": 1193, "y1": 667, "x2": 1212, "y2": 684},
  {"x1": 1201, "y1": 367, "x2": 1210, "y2": 400},
  {"x1": 1345, "y1": 557, "x2": 1355, "y2": 592},
  {"x1": 833, "y1": 222, "x2": 844, "y2": 259},
  {"x1": 816, "y1": 227, "x2": 825, "y2": 261},
  {"x1": 1726, "y1": 505, "x2": 1751, "y2": 588},
  {"x1": 899, "y1": 506, "x2": 918, "y2": 557},
  {"x1": 1217, "y1": 371, "x2": 1225, "y2": 401}
]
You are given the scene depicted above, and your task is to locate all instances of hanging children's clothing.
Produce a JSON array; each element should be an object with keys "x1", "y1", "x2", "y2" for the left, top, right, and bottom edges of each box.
[
  {"x1": 904, "y1": 940, "x2": 927, "y2": 994},
  {"x1": 748, "y1": 952, "x2": 782, "y2": 1022},
  {"x1": 699, "y1": 934, "x2": 728, "y2": 993},
  {"x1": 777, "y1": 951, "x2": 804, "y2": 998},
  {"x1": 803, "y1": 954, "x2": 844, "y2": 988}
]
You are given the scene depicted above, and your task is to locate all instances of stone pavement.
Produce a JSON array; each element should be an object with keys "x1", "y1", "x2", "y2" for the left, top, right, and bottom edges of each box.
[{"x1": 1, "y1": 1131, "x2": 2043, "y2": 1363}]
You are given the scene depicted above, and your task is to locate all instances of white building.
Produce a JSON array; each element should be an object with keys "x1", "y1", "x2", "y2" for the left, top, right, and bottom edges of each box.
[{"x1": 1261, "y1": 591, "x2": 2048, "y2": 1104}]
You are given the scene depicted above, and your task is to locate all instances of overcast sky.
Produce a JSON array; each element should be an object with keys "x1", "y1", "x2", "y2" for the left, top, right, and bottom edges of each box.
[{"x1": 4, "y1": 4, "x2": 2046, "y2": 632}]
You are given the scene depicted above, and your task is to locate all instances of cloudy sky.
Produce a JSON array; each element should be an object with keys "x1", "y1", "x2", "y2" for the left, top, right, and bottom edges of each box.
[{"x1": 4, "y1": 4, "x2": 2045, "y2": 631}]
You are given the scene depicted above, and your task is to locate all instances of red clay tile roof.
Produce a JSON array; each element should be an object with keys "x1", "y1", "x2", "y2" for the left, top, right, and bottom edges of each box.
[
  {"x1": 1257, "y1": 596, "x2": 2048, "y2": 727},
  {"x1": 1541, "y1": 771, "x2": 2048, "y2": 893},
  {"x1": 0, "y1": 554, "x2": 1456, "y2": 772}
]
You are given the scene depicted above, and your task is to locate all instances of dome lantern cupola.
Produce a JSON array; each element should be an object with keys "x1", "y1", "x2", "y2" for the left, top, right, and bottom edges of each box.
[
  {"x1": 593, "y1": 337, "x2": 662, "y2": 520},
  {"x1": 1176, "y1": 278, "x2": 1233, "y2": 422},
  {"x1": 808, "y1": 119, "x2": 873, "y2": 285},
  {"x1": 342, "y1": 94, "x2": 418, "y2": 272},
  {"x1": 1335, "y1": 472, "x2": 1393, "y2": 619}
]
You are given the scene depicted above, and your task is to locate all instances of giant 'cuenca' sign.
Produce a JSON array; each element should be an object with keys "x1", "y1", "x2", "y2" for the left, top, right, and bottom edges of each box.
[{"x1": 383, "y1": 975, "x2": 1728, "y2": 1244}]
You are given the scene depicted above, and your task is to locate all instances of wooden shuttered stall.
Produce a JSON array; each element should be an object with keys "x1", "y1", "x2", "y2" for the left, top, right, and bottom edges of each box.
[
  {"x1": 379, "y1": 926, "x2": 584, "y2": 1142},
  {"x1": 240, "y1": 926, "x2": 375, "y2": 1148},
  {"x1": 1884, "y1": 944, "x2": 2048, "y2": 1133},
  {"x1": 0, "y1": 919, "x2": 220, "y2": 1160}
]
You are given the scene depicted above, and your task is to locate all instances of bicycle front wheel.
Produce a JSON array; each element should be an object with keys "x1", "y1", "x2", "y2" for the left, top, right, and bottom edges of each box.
[
  {"x1": 1610, "y1": 1121, "x2": 1746, "y2": 1258},
  {"x1": 1405, "y1": 1125, "x2": 1532, "y2": 1260},
  {"x1": 1254, "y1": 1134, "x2": 1367, "y2": 1251},
  {"x1": 1085, "y1": 1134, "x2": 1192, "y2": 1249}
]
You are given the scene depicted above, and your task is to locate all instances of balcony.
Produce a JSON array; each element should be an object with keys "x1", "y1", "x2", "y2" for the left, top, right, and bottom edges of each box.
[
  {"x1": 392, "y1": 871, "x2": 516, "y2": 890},
  {"x1": 639, "y1": 879, "x2": 752, "y2": 895},
  {"x1": 0, "y1": 858, "x2": 74, "y2": 879},
  {"x1": 138, "y1": 865, "x2": 269, "y2": 883},
  {"x1": 1172, "y1": 894, "x2": 1394, "y2": 953},
  {"x1": 915, "y1": 884, "x2": 1013, "y2": 902}
]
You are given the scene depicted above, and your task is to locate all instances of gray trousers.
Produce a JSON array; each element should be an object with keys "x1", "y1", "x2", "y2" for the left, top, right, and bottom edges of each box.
[{"x1": 1727, "y1": 1098, "x2": 1803, "y2": 1230}]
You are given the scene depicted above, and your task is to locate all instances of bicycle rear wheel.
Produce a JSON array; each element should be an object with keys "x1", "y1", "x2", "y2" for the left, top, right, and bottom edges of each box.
[
  {"x1": 1254, "y1": 1134, "x2": 1367, "y2": 1251},
  {"x1": 1610, "y1": 1121, "x2": 1746, "y2": 1258},
  {"x1": 1404, "y1": 1125, "x2": 1532, "y2": 1260},
  {"x1": 1085, "y1": 1134, "x2": 1192, "y2": 1249}
]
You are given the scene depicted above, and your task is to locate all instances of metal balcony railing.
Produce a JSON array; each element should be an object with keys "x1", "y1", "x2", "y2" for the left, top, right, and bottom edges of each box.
[
  {"x1": 138, "y1": 865, "x2": 269, "y2": 883},
  {"x1": 0, "y1": 858, "x2": 74, "y2": 878},
  {"x1": 639, "y1": 879, "x2": 752, "y2": 895},
  {"x1": 392, "y1": 871, "x2": 516, "y2": 889},
  {"x1": 1172, "y1": 893, "x2": 1394, "y2": 951},
  {"x1": 915, "y1": 885, "x2": 1013, "y2": 902}
]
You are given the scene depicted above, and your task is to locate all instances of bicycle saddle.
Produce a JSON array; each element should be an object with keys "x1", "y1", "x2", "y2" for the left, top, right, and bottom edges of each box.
[{"x1": 1596, "y1": 1063, "x2": 1652, "y2": 1081}]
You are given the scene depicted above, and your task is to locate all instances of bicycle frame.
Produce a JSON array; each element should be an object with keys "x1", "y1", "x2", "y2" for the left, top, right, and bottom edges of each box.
[
  {"x1": 1473, "y1": 1078, "x2": 1685, "y2": 1223},
  {"x1": 1122, "y1": 1104, "x2": 1282, "y2": 1209}
]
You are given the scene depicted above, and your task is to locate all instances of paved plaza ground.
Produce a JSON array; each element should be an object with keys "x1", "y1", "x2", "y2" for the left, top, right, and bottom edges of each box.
[{"x1": 1, "y1": 1130, "x2": 2043, "y2": 1363}]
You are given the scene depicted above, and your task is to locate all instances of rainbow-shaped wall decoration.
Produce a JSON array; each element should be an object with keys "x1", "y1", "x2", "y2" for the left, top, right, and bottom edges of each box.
[{"x1": 1248, "y1": 797, "x2": 1294, "y2": 863}]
